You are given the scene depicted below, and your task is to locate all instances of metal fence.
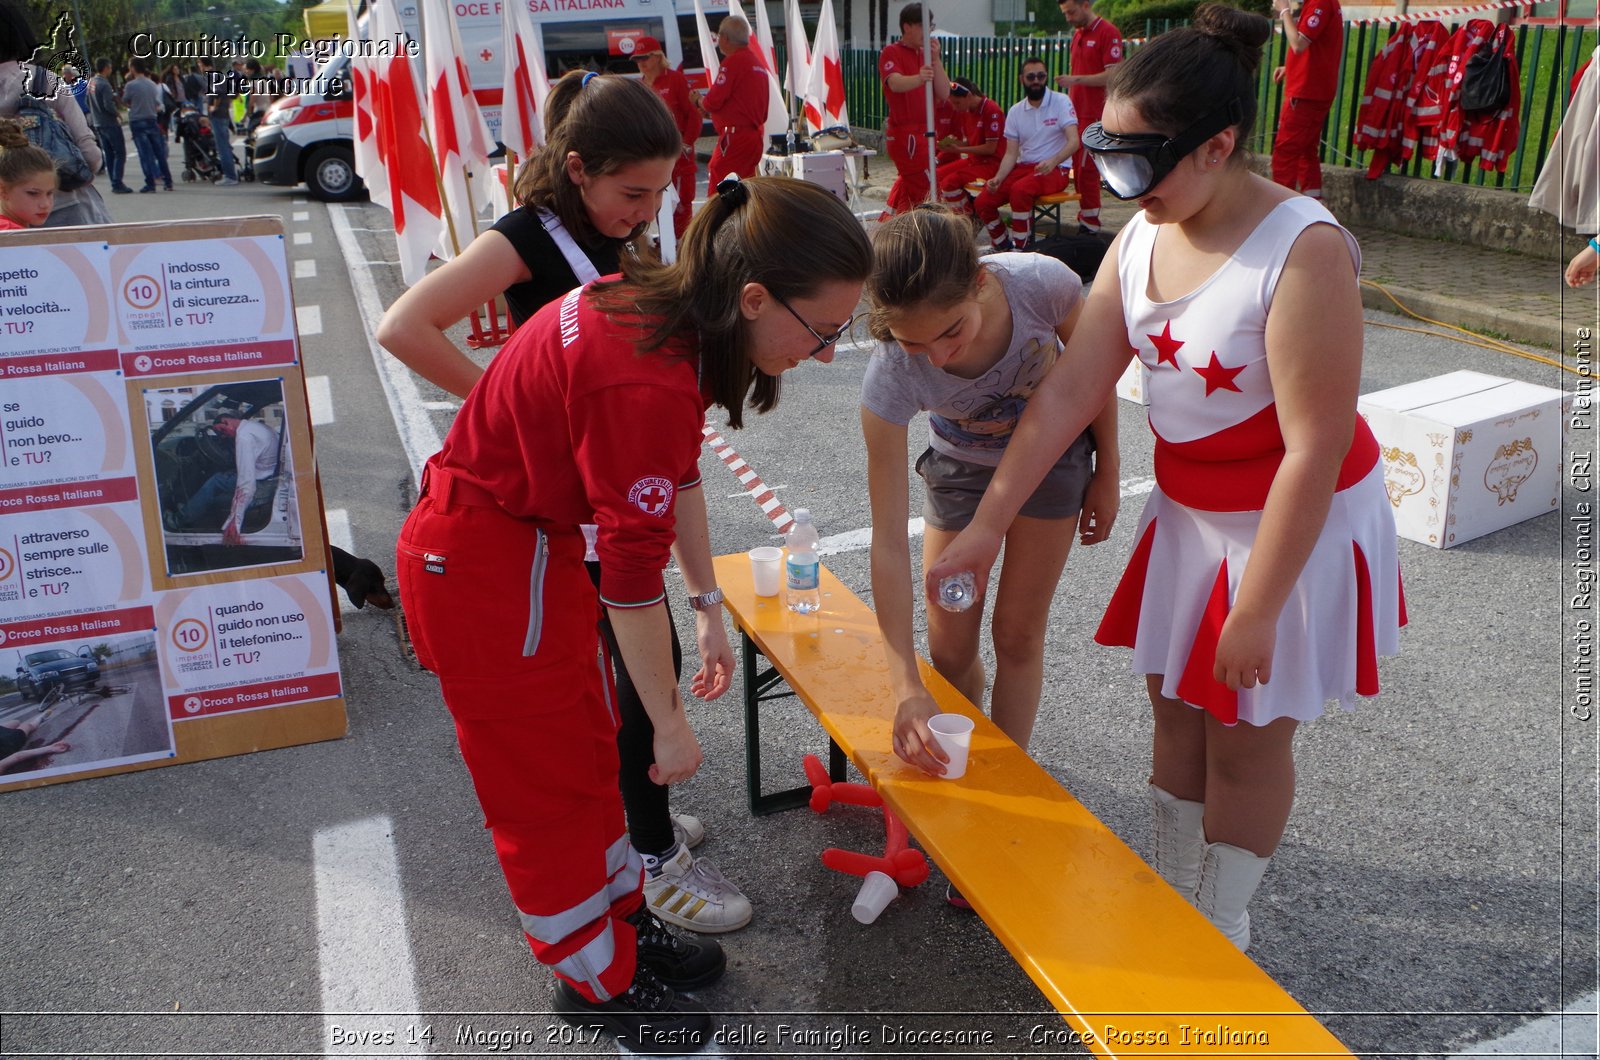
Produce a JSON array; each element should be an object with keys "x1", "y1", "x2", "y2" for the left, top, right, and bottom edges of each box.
[{"x1": 842, "y1": 23, "x2": 1598, "y2": 192}]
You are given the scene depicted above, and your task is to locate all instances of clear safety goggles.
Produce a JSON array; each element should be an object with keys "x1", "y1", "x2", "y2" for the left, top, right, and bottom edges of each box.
[{"x1": 1081, "y1": 97, "x2": 1244, "y2": 200}]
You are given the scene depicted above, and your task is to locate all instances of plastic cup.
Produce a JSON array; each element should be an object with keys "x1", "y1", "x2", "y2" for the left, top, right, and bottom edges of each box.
[
  {"x1": 927, "y1": 713, "x2": 975, "y2": 779},
  {"x1": 851, "y1": 869, "x2": 898, "y2": 924},
  {"x1": 749, "y1": 546, "x2": 783, "y2": 597}
]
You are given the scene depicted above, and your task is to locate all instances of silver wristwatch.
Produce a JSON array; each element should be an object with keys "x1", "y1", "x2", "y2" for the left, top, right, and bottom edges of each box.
[{"x1": 688, "y1": 587, "x2": 725, "y2": 612}]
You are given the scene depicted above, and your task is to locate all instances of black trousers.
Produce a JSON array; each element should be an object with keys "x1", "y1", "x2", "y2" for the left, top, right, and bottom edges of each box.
[{"x1": 588, "y1": 562, "x2": 680, "y2": 857}]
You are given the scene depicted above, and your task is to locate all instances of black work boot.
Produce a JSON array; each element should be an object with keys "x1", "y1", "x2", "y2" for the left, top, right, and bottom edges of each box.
[
  {"x1": 551, "y1": 963, "x2": 711, "y2": 1055},
  {"x1": 626, "y1": 904, "x2": 726, "y2": 990}
]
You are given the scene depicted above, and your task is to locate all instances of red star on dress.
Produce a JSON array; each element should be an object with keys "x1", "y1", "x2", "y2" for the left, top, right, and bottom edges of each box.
[
  {"x1": 1193, "y1": 351, "x2": 1245, "y2": 396},
  {"x1": 1146, "y1": 320, "x2": 1183, "y2": 368}
]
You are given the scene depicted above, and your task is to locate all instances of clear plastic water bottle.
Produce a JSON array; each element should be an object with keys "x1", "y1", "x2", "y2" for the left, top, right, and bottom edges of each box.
[
  {"x1": 937, "y1": 571, "x2": 977, "y2": 612},
  {"x1": 785, "y1": 509, "x2": 821, "y2": 614}
]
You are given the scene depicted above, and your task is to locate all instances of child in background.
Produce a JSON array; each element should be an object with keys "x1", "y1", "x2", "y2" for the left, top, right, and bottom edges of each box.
[
  {"x1": 861, "y1": 208, "x2": 1120, "y2": 838},
  {"x1": 0, "y1": 117, "x2": 57, "y2": 229}
]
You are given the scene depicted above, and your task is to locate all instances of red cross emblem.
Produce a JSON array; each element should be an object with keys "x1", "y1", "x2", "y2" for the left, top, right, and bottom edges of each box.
[
  {"x1": 480, "y1": 48, "x2": 493, "y2": 63},
  {"x1": 629, "y1": 476, "x2": 675, "y2": 517}
]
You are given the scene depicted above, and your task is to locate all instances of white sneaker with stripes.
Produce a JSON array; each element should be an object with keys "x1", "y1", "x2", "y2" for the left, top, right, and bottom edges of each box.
[{"x1": 642, "y1": 845, "x2": 752, "y2": 934}]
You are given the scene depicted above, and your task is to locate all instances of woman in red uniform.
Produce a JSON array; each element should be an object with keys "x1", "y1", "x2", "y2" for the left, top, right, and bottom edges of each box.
[{"x1": 396, "y1": 176, "x2": 870, "y2": 1053}]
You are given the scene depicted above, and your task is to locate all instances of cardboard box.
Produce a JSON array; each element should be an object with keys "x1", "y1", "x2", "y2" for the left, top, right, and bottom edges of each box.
[
  {"x1": 1358, "y1": 370, "x2": 1565, "y2": 548},
  {"x1": 1116, "y1": 358, "x2": 1150, "y2": 405}
]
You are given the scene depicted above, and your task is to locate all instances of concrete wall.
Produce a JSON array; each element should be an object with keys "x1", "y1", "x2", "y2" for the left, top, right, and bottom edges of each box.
[{"x1": 1315, "y1": 165, "x2": 1571, "y2": 262}]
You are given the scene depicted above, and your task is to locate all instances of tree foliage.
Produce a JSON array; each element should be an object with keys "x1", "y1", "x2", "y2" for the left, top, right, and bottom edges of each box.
[{"x1": 17, "y1": 0, "x2": 319, "y2": 74}]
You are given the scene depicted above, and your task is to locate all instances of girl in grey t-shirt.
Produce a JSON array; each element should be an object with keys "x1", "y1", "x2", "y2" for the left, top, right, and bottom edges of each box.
[{"x1": 860, "y1": 209, "x2": 1121, "y2": 819}]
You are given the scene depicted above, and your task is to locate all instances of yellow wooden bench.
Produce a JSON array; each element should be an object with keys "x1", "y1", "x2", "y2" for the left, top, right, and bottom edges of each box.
[
  {"x1": 1032, "y1": 189, "x2": 1081, "y2": 235},
  {"x1": 713, "y1": 552, "x2": 1354, "y2": 1058}
]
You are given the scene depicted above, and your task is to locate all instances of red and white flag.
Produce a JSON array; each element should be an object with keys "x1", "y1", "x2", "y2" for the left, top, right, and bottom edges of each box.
[
  {"x1": 784, "y1": 0, "x2": 811, "y2": 104},
  {"x1": 728, "y1": 0, "x2": 790, "y2": 136},
  {"x1": 691, "y1": 0, "x2": 720, "y2": 81},
  {"x1": 344, "y1": 0, "x2": 388, "y2": 213},
  {"x1": 498, "y1": 0, "x2": 551, "y2": 158},
  {"x1": 421, "y1": 0, "x2": 494, "y2": 259},
  {"x1": 804, "y1": 0, "x2": 849, "y2": 133},
  {"x1": 370, "y1": 0, "x2": 443, "y2": 285}
]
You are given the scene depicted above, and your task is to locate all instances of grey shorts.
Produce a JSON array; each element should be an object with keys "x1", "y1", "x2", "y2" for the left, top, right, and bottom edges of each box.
[{"x1": 916, "y1": 432, "x2": 1096, "y2": 532}]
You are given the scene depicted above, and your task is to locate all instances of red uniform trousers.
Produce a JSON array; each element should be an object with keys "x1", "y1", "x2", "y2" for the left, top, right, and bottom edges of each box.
[
  {"x1": 936, "y1": 155, "x2": 1000, "y2": 213},
  {"x1": 1072, "y1": 147, "x2": 1104, "y2": 231},
  {"x1": 708, "y1": 127, "x2": 764, "y2": 187},
  {"x1": 670, "y1": 149, "x2": 696, "y2": 242},
  {"x1": 397, "y1": 470, "x2": 642, "y2": 1005},
  {"x1": 1271, "y1": 96, "x2": 1334, "y2": 196},
  {"x1": 974, "y1": 164, "x2": 1072, "y2": 248},
  {"x1": 885, "y1": 122, "x2": 932, "y2": 214}
]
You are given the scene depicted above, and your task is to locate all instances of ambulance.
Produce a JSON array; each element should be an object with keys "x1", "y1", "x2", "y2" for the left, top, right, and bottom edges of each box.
[{"x1": 253, "y1": 0, "x2": 730, "y2": 201}]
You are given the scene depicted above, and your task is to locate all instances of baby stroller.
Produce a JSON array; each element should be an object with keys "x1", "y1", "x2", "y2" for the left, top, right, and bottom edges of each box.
[{"x1": 175, "y1": 102, "x2": 226, "y2": 183}]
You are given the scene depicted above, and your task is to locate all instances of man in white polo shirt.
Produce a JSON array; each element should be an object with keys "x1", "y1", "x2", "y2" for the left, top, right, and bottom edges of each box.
[
  {"x1": 170, "y1": 408, "x2": 279, "y2": 545},
  {"x1": 972, "y1": 56, "x2": 1079, "y2": 251}
]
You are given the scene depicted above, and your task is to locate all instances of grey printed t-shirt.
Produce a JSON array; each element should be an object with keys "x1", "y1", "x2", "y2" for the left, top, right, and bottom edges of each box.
[{"x1": 861, "y1": 252, "x2": 1084, "y2": 467}]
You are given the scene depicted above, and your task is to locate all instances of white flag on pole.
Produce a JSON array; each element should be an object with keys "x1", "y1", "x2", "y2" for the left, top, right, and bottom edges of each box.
[{"x1": 498, "y1": 0, "x2": 551, "y2": 157}]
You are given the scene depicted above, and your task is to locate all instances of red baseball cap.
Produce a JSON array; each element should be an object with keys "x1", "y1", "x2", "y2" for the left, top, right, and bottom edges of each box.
[{"x1": 631, "y1": 35, "x2": 665, "y2": 57}]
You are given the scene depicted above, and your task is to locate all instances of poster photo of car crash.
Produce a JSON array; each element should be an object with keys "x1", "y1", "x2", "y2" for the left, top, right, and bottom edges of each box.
[
  {"x1": 0, "y1": 629, "x2": 174, "y2": 782},
  {"x1": 143, "y1": 378, "x2": 308, "y2": 579}
]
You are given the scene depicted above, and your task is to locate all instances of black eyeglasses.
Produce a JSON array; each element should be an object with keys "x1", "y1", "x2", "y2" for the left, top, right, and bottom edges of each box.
[
  {"x1": 1022, "y1": 72, "x2": 1050, "y2": 82},
  {"x1": 771, "y1": 291, "x2": 856, "y2": 357}
]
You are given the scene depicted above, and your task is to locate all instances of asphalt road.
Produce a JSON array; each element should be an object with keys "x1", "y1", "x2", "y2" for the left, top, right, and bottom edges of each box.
[{"x1": 0, "y1": 161, "x2": 1595, "y2": 1060}]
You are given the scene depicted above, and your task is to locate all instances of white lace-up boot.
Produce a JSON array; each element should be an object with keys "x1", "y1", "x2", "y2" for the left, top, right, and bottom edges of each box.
[
  {"x1": 1148, "y1": 783, "x2": 1206, "y2": 902},
  {"x1": 1194, "y1": 840, "x2": 1272, "y2": 951}
]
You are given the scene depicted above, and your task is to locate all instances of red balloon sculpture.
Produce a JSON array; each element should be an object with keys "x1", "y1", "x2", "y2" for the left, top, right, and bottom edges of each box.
[{"x1": 802, "y1": 754, "x2": 930, "y2": 888}]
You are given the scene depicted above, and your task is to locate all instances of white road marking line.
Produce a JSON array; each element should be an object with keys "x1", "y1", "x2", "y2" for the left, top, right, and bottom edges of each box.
[
  {"x1": 1447, "y1": 993, "x2": 1597, "y2": 1058},
  {"x1": 296, "y1": 305, "x2": 324, "y2": 337},
  {"x1": 293, "y1": 231, "x2": 313, "y2": 245},
  {"x1": 803, "y1": 479, "x2": 1155, "y2": 558},
  {"x1": 293, "y1": 210, "x2": 310, "y2": 222},
  {"x1": 420, "y1": 400, "x2": 460, "y2": 411},
  {"x1": 294, "y1": 259, "x2": 317, "y2": 279},
  {"x1": 313, "y1": 817, "x2": 424, "y2": 1056},
  {"x1": 330, "y1": 205, "x2": 439, "y2": 487},
  {"x1": 293, "y1": 197, "x2": 308, "y2": 204},
  {"x1": 324, "y1": 508, "x2": 356, "y2": 612},
  {"x1": 305, "y1": 375, "x2": 335, "y2": 426}
]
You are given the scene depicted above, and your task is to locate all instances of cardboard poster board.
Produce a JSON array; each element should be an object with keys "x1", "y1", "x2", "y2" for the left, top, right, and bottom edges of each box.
[{"x1": 0, "y1": 218, "x2": 346, "y2": 792}]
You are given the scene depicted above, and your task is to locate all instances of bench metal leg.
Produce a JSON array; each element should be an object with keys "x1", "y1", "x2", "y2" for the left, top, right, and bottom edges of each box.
[{"x1": 741, "y1": 628, "x2": 845, "y2": 816}]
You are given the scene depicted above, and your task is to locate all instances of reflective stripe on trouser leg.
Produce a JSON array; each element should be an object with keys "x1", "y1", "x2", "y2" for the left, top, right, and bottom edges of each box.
[
  {"x1": 1010, "y1": 214, "x2": 1032, "y2": 247},
  {"x1": 1074, "y1": 147, "x2": 1102, "y2": 228},
  {"x1": 398, "y1": 505, "x2": 639, "y2": 1004}
]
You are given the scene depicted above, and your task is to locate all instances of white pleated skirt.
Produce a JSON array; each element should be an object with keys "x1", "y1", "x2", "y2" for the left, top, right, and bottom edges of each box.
[{"x1": 1094, "y1": 463, "x2": 1404, "y2": 726}]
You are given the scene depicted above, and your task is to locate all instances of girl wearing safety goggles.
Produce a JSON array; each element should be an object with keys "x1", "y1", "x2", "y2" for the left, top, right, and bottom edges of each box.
[{"x1": 928, "y1": 2, "x2": 1402, "y2": 952}]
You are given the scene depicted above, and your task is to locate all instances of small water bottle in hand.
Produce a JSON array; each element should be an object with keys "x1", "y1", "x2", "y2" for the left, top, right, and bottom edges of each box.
[{"x1": 937, "y1": 571, "x2": 976, "y2": 612}]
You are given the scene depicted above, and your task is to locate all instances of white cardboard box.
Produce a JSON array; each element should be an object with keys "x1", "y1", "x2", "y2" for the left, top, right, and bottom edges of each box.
[
  {"x1": 1116, "y1": 359, "x2": 1151, "y2": 405},
  {"x1": 1358, "y1": 370, "x2": 1565, "y2": 548}
]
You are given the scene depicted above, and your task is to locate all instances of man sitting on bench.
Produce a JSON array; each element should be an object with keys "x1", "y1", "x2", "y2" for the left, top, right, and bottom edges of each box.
[{"x1": 974, "y1": 57, "x2": 1079, "y2": 251}]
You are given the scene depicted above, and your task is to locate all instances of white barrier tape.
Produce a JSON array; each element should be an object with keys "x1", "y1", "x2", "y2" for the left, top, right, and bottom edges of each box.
[{"x1": 703, "y1": 421, "x2": 795, "y2": 536}]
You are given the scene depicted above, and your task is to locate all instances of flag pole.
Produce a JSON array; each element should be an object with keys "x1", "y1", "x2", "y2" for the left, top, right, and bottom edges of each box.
[{"x1": 922, "y1": 3, "x2": 937, "y2": 203}]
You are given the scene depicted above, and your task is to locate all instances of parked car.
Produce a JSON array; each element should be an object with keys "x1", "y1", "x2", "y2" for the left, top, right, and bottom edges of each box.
[{"x1": 14, "y1": 648, "x2": 101, "y2": 701}]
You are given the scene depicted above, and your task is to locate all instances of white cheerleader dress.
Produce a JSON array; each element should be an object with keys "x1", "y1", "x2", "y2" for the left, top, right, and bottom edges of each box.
[{"x1": 1094, "y1": 196, "x2": 1405, "y2": 726}]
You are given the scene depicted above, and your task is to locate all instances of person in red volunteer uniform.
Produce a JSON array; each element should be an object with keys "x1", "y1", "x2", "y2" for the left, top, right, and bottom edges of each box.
[
  {"x1": 380, "y1": 73, "x2": 757, "y2": 945},
  {"x1": 1056, "y1": 0, "x2": 1123, "y2": 232},
  {"x1": 934, "y1": 78, "x2": 1005, "y2": 214},
  {"x1": 700, "y1": 16, "x2": 768, "y2": 187},
  {"x1": 396, "y1": 175, "x2": 871, "y2": 1053},
  {"x1": 633, "y1": 36, "x2": 701, "y2": 244},
  {"x1": 1271, "y1": 0, "x2": 1343, "y2": 198},
  {"x1": 880, "y1": 2, "x2": 950, "y2": 214}
]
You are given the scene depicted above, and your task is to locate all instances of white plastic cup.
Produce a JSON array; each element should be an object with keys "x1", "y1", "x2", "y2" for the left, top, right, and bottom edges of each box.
[
  {"x1": 749, "y1": 546, "x2": 783, "y2": 597},
  {"x1": 851, "y1": 869, "x2": 898, "y2": 924},
  {"x1": 927, "y1": 713, "x2": 975, "y2": 779}
]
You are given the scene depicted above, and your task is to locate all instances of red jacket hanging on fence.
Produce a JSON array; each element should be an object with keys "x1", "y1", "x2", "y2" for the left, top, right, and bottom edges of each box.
[
  {"x1": 1355, "y1": 20, "x2": 1449, "y2": 157},
  {"x1": 1437, "y1": 19, "x2": 1521, "y2": 172},
  {"x1": 1398, "y1": 21, "x2": 1452, "y2": 162}
]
